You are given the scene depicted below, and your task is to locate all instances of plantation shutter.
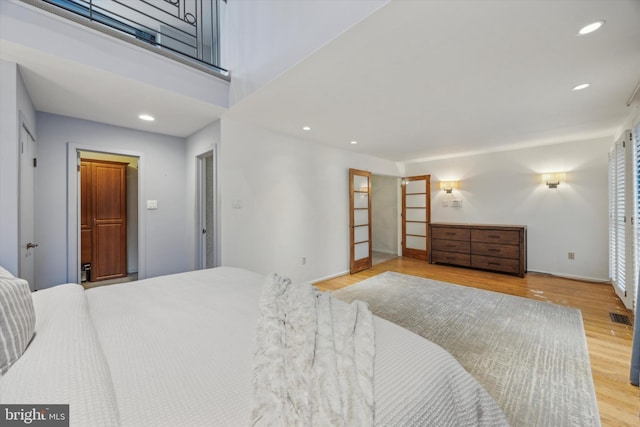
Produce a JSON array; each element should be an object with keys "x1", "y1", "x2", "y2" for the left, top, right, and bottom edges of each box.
[
  {"x1": 609, "y1": 149, "x2": 617, "y2": 283},
  {"x1": 633, "y1": 125, "x2": 640, "y2": 311},
  {"x1": 610, "y1": 132, "x2": 634, "y2": 309},
  {"x1": 616, "y1": 139, "x2": 626, "y2": 297},
  {"x1": 631, "y1": 123, "x2": 640, "y2": 386}
]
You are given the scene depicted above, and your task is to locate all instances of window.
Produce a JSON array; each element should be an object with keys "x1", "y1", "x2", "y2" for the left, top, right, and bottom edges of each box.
[
  {"x1": 609, "y1": 147, "x2": 617, "y2": 282},
  {"x1": 609, "y1": 131, "x2": 635, "y2": 310},
  {"x1": 633, "y1": 124, "x2": 640, "y2": 311}
]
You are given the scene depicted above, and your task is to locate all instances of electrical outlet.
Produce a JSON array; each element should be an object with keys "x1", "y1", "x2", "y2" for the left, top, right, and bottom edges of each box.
[
  {"x1": 302, "y1": 257, "x2": 306, "y2": 265},
  {"x1": 568, "y1": 252, "x2": 575, "y2": 260}
]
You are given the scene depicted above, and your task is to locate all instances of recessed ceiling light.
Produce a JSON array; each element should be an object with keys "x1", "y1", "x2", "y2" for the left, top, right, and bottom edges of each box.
[
  {"x1": 138, "y1": 114, "x2": 155, "y2": 121},
  {"x1": 350, "y1": 140, "x2": 358, "y2": 145},
  {"x1": 303, "y1": 126, "x2": 311, "y2": 131},
  {"x1": 578, "y1": 21, "x2": 604, "y2": 36},
  {"x1": 572, "y1": 83, "x2": 590, "y2": 91}
]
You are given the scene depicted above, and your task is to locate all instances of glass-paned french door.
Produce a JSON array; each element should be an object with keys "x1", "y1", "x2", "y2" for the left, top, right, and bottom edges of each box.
[
  {"x1": 349, "y1": 169, "x2": 372, "y2": 274},
  {"x1": 609, "y1": 130, "x2": 635, "y2": 310},
  {"x1": 402, "y1": 175, "x2": 431, "y2": 261}
]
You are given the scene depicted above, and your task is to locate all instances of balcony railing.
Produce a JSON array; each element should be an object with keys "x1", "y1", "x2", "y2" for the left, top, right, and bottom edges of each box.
[{"x1": 33, "y1": 0, "x2": 228, "y2": 78}]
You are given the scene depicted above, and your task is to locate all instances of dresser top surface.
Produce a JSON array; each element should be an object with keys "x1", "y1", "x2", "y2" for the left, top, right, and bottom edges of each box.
[{"x1": 430, "y1": 223, "x2": 526, "y2": 230}]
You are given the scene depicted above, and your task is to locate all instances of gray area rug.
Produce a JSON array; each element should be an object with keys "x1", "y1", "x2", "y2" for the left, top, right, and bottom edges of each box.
[{"x1": 332, "y1": 271, "x2": 600, "y2": 427}]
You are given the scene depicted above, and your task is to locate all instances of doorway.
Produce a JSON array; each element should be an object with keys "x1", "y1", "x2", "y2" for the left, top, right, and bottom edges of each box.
[
  {"x1": 78, "y1": 151, "x2": 139, "y2": 287},
  {"x1": 349, "y1": 170, "x2": 431, "y2": 274},
  {"x1": 196, "y1": 150, "x2": 218, "y2": 269},
  {"x1": 401, "y1": 175, "x2": 431, "y2": 260},
  {"x1": 19, "y1": 119, "x2": 37, "y2": 291},
  {"x1": 371, "y1": 174, "x2": 400, "y2": 265}
]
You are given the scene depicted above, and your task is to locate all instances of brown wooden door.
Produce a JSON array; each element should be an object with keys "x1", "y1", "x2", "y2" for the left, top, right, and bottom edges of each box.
[
  {"x1": 82, "y1": 160, "x2": 128, "y2": 281},
  {"x1": 402, "y1": 175, "x2": 431, "y2": 260},
  {"x1": 349, "y1": 168, "x2": 372, "y2": 274}
]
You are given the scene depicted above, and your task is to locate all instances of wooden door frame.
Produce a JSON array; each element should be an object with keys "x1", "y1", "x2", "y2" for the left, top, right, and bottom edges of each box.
[
  {"x1": 349, "y1": 168, "x2": 372, "y2": 274},
  {"x1": 402, "y1": 175, "x2": 431, "y2": 260},
  {"x1": 66, "y1": 143, "x2": 145, "y2": 284},
  {"x1": 195, "y1": 148, "x2": 220, "y2": 269},
  {"x1": 18, "y1": 116, "x2": 37, "y2": 291}
]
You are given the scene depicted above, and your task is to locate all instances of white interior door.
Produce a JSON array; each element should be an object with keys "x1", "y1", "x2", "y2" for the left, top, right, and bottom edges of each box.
[{"x1": 19, "y1": 123, "x2": 37, "y2": 290}]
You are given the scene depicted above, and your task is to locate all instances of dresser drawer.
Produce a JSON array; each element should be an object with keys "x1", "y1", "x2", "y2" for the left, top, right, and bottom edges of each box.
[
  {"x1": 432, "y1": 239, "x2": 470, "y2": 253},
  {"x1": 471, "y1": 229, "x2": 520, "y2": 245},
  {"x1": 471, "y1": 255, "x2": 520, "y2": 274},
  {"x1": 471, "y1": 242, "x2": 519, "y2": 259},
  {"x1": 432, "y1": 250, "x2": 471, "y2": 267},
  {"x1": 429, "y1": 223, "x2": 526, "y2": 277},
  {"x1": 431, "y1": 227, "x2": 470, "y2": 241}
]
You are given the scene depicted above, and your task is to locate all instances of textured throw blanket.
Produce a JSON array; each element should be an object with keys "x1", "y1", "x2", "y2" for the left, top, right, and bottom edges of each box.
[{"x1": 251, "y1": 274, "x2": 375, "y2": 427}]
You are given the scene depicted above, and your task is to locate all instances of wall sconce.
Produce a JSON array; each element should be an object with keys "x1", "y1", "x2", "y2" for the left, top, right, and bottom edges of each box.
[
  {"x1": 541, "y1": 172, "x2": 566, "y2": 189},
  {"x1": 439, "y1": 181, "x2": 458, "y2": 193}
]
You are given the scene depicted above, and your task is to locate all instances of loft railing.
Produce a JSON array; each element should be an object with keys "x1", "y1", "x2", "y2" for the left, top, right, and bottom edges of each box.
[{"x1": 33, "y1": 0, "x2": 228, "y2": 77}]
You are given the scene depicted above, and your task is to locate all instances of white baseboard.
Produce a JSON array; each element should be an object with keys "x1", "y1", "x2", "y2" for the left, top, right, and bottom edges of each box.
[
  {"x1": 311, "y1": 270, "x2": 349, "y2": 284},
  {"x1": 311, "y1": 269, "x2": 610, "y2": 286},
  {"x1": 527, "y1": 269, "x2": 610, "y2": 284},
  {"x1": 372, "y1": 249, "x2": 397, "y2": 255}
]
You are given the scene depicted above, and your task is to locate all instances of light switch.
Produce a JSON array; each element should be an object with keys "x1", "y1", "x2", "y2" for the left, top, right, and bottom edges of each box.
[{"x1": 147, "y1": 200, "x2": 158, "y2": 210}]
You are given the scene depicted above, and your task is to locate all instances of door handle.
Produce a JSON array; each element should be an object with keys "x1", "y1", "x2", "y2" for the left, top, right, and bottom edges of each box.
[{"x1": 26, "y1": 242, "x2": 39, "y2": 249}]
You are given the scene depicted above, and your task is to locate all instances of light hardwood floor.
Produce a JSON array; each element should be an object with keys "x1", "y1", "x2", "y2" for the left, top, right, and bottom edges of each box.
[{"x1": 315, "y1": 257, "x2": 639, "y2": 427}]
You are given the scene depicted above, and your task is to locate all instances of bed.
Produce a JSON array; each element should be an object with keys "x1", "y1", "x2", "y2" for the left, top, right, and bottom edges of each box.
[{"x1": 1, "y1": 266, "x2": 508, "y2": 426}]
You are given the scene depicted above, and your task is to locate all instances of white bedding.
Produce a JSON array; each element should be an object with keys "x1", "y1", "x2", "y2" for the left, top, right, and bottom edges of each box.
[
  {"x1": 252, "y1": 274, "x2": 375, "y2": 426},
  {"x1": 1, "y1": 267, "x2": 508, "y2": 426},
  {"x1": 0, "y1": 284, "x2": 120, "y2": 426}
]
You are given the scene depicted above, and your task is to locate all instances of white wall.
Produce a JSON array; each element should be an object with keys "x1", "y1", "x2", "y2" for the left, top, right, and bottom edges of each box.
[
  {"x1": 222, "y1": 0, "x2": 387, "y2": 106},
  {"x1": 616, "y1": 98, "x2": 640, "y2": 139},
  {"x1": 17, "y1": 66, "x2": 37, "y2": 139},
  {"x1": 0, "y1": 60, "x2": 36, "y2": 276},
  {"x1": 220, "y1": 118, "x2": 401, "y2": 283},
  {"x1": 35, "y1": 112, "x2": 190, "y2": 288},
  {"x1": 405, "y1": 138, "x2": 611, "y2": 281},
  {"x1": 371, "y1": 174, "x2": 399, "y2": 254},
  {"x1": 0, "y1": 0, "x2": 228, "y2": 108},
  {"x1": 185, "y1": 120, "x2": 221, "y2": 270},
  {"x1": 0, "y1": 60, "x2": 19, "y2": 275}
]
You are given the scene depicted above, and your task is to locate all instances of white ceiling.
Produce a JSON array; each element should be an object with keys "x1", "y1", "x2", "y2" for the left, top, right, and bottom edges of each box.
[
  {"x1": 228, "y1": 0, "x2": 640, "y2": 162},
  {"x1": 5, "y1": 0, "x2": 640, "y2": 161},
  {"x1": 0, "y1": 40, "x2": 226, "y2": 138}
]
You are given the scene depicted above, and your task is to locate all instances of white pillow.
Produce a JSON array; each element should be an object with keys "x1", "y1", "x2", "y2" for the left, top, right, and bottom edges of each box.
[
  {"x1": 0, "y1": 277, "x2": 36, "y2": 374},
  {"x1": 0, "y1": 265, "x2": 16, "y2": 279}
]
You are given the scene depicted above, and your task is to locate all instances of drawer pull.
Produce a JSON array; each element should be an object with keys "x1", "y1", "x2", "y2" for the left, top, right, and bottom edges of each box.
[
  {"x1": 488, "y1": 249, "x2": 501, "y2": 253},
  {"x1": 445, "y1": 232, "x2": 456, "y2": 236},
  {"x1": 488, "y1": 262, "x2": 501, "y2": 266},
  {"x1": 488, "y1": 235, "x2": 501, "y2": 239}
]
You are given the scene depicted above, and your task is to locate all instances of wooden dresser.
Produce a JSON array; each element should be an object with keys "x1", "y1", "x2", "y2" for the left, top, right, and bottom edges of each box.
[{"x1": 429, "y1": 223, "x2": 527, "y2": 277}]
